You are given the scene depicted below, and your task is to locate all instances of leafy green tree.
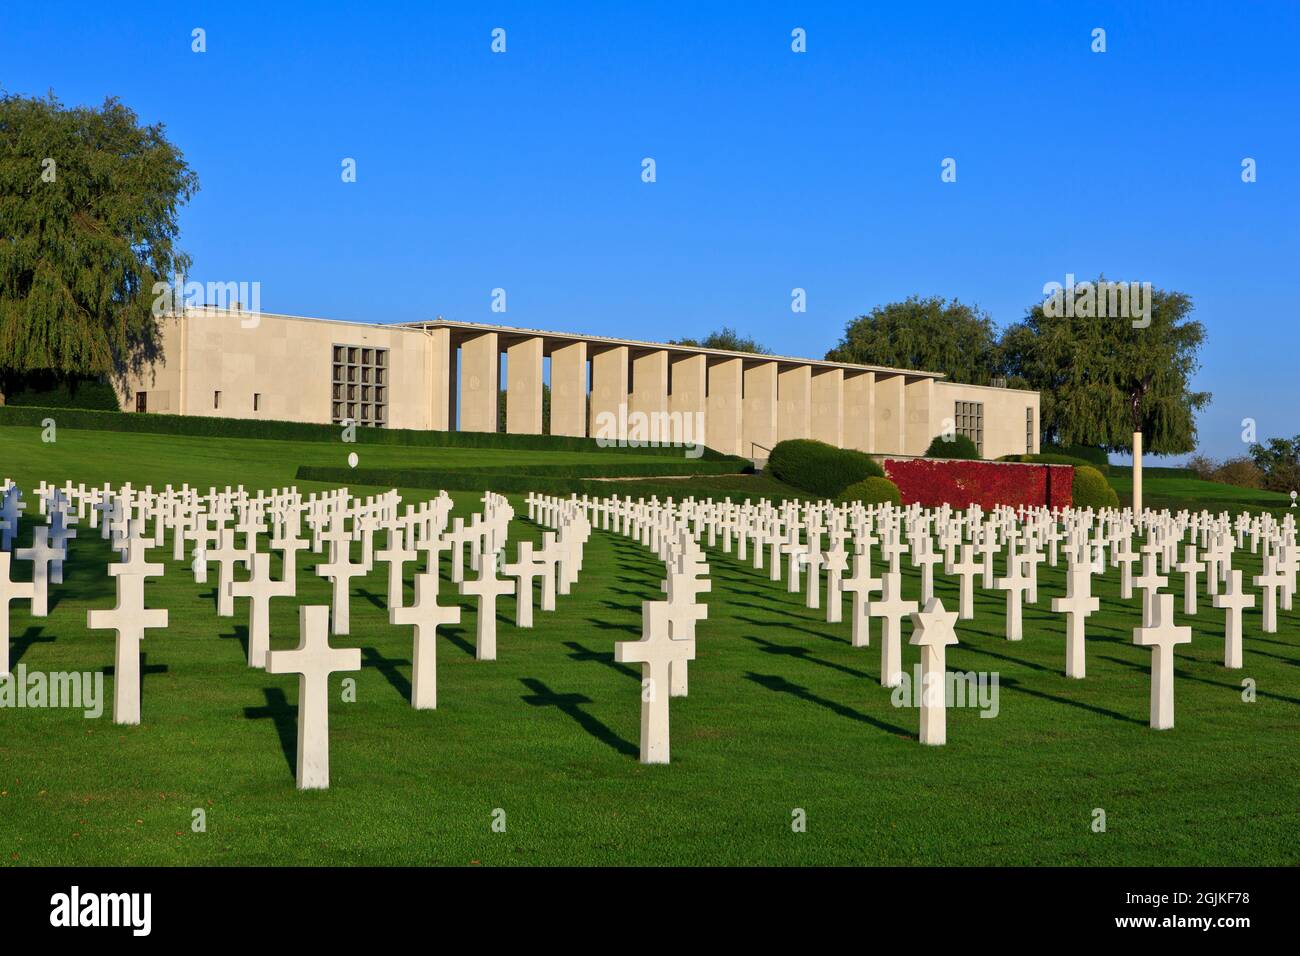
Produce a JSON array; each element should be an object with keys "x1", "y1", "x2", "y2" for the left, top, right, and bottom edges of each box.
[
  {"x1": 824, "y1": 296, "x2": 1001, "y2": 384},
  {"x1": 1001, "y1": 280, "x2": 1209, "y2": 454},
  {"x1": 1248, "y1": 435, "x2": 1300, "y2": 492},
  {"x1": 0, "y1": 92, "x2": 197, "y2": 403},
  {"x1": 670, "y1": 327, "x2": 768, "y2": 353}
]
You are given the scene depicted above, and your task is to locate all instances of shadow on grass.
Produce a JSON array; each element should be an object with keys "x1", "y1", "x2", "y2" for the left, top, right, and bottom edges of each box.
[
  {"x1": 744, "y1": 672, "x2": 914, "y2": 739},
  {"x1": 10, "y1": 626, "x2": 55, "y2": 667},
  {"x1": 519, "y1": 677, "x2": 637, "y2": 757},
  {"x1": 564, "y1": 641, "x2": 639, "y2": 680},
  {"x1": 243, "y1": 687, "x2": 297, "y2": 779},
  {"x1": 742, "y1": 635, "x2": 871, "y2": 679},
  {"x1": 362, "y1": 646, "x2": 412, "y2": 700}
]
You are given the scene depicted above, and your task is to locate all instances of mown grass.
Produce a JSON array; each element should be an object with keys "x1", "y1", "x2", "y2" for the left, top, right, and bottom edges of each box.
[{"x1": 0, "y1": 424, "x2": 1296, "y2": 866}]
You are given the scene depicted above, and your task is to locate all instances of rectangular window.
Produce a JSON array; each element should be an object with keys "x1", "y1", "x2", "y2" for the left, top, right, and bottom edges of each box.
[
  {"x1": 954, "y1": 400, "x2": 984, "y2": 456},
  {"x1": 333, "y1": 345, "x2": 389, "y2": 426},
  {"x1": 253, "y1": 393, "x2": 261, "y2": 413},
  {"x1": 214, "y1": 390, "x2": 221, "y2": 410},
  {"x1": 1026, "y1": 407, "x2": 1034, "y2": 454},
  {"x1": 135, "y1": 391, "x2": 147, "y2": 413}
]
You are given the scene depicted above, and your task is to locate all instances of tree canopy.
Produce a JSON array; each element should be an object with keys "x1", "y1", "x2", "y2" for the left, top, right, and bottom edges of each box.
[
  {"x1": 824, "y1": 296, "x2": 1001, "y2": 384},
  {"x1": 1001, "y1": 281, "x2": 1209, "y2": 454},
  {"x1": 670, "y1": 326, "x2": 768, "y2": 354},
  {"x1": 0, "y1": 92, "x2": 197, "y2": 400}
]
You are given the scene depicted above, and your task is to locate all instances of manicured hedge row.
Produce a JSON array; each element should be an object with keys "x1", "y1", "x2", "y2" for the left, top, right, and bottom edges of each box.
[
  {"x1": 766, "y1": 439, "x2": 884, "y2": 497},
  {"x1": 884, "y1": 458, "x2": 1073, "y2": 509},
  {"x1": 0, "y1": 405, "x2": 744, "y2": 462},
  {"x1": 297, "y1": 465, "x2": 745, "y2": 498},
  {"x1": 1042, "y1": 443, "x2": 1109, "y2": 468},
  {"x1": 924, "y1": 434, "x2": 980, "y2": 460},
  {"x1": 1071, "y1": 466, "x2": 1119, "y2": 509}
]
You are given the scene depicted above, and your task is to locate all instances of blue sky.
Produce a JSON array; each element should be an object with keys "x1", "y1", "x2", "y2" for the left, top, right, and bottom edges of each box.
[{"x1": 3, "y1": 1, "x2": 1296, "y2": 460}]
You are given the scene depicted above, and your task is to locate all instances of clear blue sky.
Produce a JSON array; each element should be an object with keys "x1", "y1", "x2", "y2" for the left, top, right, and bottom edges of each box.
[{"x1": 3, "y1": 1, "x2": 1296, "y2": 460}]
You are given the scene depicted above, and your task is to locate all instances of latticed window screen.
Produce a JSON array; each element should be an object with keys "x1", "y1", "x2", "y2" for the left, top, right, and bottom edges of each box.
[
  {"x1": 1026, "y1": 407, "x2": 1034, "y2": 454},
  {"x1": 954, "y1": 400, "x2": 984, "y2": 455},
  {"x1": 332, "y1": 345, "x2": 389, "y2": 427}
]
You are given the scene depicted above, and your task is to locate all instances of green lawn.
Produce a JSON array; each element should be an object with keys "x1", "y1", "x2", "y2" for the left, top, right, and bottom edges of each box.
[{"x1": 1, "y1": 424, "x2": 1297, "y2": 865}]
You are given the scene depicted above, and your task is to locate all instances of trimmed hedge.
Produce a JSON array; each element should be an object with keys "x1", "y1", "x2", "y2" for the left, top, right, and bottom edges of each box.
[
  {"x1": 0, "y1": 405, "x2": 745, "y2": 462},
  {"x1": 1043, "y1": 443, "x2": 1109, "y2": 468},
  {"x1": 1001, "y1": 452, "x2": 1110, "y2": 475},
  {"x1": 925, "y1": 434, "x2": 980, "y2": 460},
  {"x1": 840, "y1": 476, "x2": 901, "y2": 506},
  {"x1": 298, "y1": 465, "x2": 751, "y2": 498},
  {"x1": 766, "y1": 439, "x2": 883, "y2": 497},
  {"x1": 5, "y1": 379, "x2": 120, "y2": 410},
  {"x1": 1071, "y1": 466, "x2": 1119, "y2": 510},
  {"x1": 297, "y1": 459, "x2": 746, "y2": 488}
]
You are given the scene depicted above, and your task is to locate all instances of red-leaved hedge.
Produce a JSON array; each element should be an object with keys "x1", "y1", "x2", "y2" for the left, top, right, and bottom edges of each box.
[{"x1": 883, "y1": 459, "x2": 1073, "y2": 510}]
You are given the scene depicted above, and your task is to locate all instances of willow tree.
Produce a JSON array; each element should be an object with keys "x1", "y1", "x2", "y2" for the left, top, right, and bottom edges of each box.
[
  {"x1": 0, "y1": 92, "x2": 197, "y2": 403},
  {"x1": 1000, "y1": 281, "x2": 1209, "y2": 454}
]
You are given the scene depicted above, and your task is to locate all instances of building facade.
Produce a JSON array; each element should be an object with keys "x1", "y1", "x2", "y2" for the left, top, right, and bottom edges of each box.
[{"x1": 120, "y1": 307, "x2": 1040, "y2": 460}]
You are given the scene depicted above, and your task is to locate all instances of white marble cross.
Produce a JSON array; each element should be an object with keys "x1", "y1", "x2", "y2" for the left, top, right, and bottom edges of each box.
[
  {"x1": 1252, "y1": 554, "x2": 1286, "y2": 634},
  {"x1": 458, "y1": 551, "x2": 513, "y2": 661},
  {"x1": 230, "y1": 552, "x2": 295, "y2": 668},
  {"x1": 994, "y1": 558, "x2": 1032, "y2": 641},
  {"x1": 315, "y1": 535, "x2": 369, "y2": 635},
  {"x1": 1132, "y1": 552, "x2": 1168, "y2": 627},
  {"x1": 949, "y1": 544, "x2": 982, "y2": 620},
  {"x1": 209, "y1": 528, "x2": 252, "y2": 617},
  {"x1": 266, "y1": 604, "x2": 361, "y2": 789},
  {"x1": 1051, "y1": 561, "x2": 1100, "y2": 678},
  {"x1": 500, "y1": 541, "x2": 543, "y2": 628},
  {"x1": 375, "y1": 526, "x2": 417, "y2": 611},
  {"x1": 841, "y1": 548, "x2": 881, "y2": 648},
  {"x1": 14, "y1": 526, "x2": 59, "y2": 618},
  {"x1": 0, "y1": 552, "x2": 36, "y2": 676},
  {"x1": 868, "y1": 571, "x2": 917, "y2": 688},
  {"x1": 614, "y1": 600, "x2": 695, "y2": 764},
  {"x1": 390, "y1": 570, "x2": 461, "y2": 709},
  {"x1": 1174, "y1": 544, "x2": 1204, "y2": 616},
  {"x1": 1132, "y1": 592, "x2": 1192, "y2": 730},
  {"x1": 85, "y1": 538, "x2": 167, "y2": 725},
  {"x1": 909, "y1": 597, "x2": 960, "y2": 745},
  {"x1": 1212, "y1": 569, "x2": 1255, "y2": 669}
]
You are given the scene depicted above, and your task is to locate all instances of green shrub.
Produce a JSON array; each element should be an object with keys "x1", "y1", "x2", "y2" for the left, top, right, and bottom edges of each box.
[
  {"x1": 1071, "y1": 466, "x2": 1119, "y2": 509},
  {"x1": 924, "y1": 434, "x2": 980, "y2": 459},
  {"x1": 839, "y1": 476, "x2": 901, "y2": 506},
  {"x1": 1042, "y1": 443, "x2": 1109, "y2": 468},
  {"x1": 766, "y1": 439, "x2": 883, "y2": 497},
  {"x1": 4, "y1": 376, "x2": 120, "y2": 410}
]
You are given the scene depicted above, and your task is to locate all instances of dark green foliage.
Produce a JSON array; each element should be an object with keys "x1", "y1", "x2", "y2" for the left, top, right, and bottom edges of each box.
[
  {"x1": 766, "y1": 439, "x2": 884, "y2": 497},
  {"x1": 825, "y1": 296, "x2": 1002, "y2": 384},
  {"x1": 0, "y1": 92, "x2": 197, "y2": 399},
  {"x1": 1071, "y1": 465, "x2": 1119, "y2": 509},
  {"x1": 669, "y1": 327, "x2": 768, "y2": 353},
  {"x1": 924, "y1": 434, "x2": 980, "y2": 460},
  {"x1": 1248, "y1": 435, "x2": 1300, "y2": 492},
  {"x1": 3, "y1": 373, "x2": 119, "y2": 410},
  {"x1": 1001, "y1": 279, "x2": 1210, "y2": 454},
  {"x1": 839, "y1": 476, "x2": 901, "y2": 506},
  {"x1": 0, "y1": 404, "x2": 746, "y2": 461}
]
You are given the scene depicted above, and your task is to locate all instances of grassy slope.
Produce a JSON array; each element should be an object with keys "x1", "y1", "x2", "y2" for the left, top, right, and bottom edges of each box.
[{"x1": 0, "y1": 425, "x2": 1297, "y2": 866}]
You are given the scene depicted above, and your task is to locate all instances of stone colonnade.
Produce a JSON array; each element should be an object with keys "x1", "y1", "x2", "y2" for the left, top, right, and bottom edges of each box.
[{"x1": 421, "y1": 325, "x2": 941, "y2": 458}]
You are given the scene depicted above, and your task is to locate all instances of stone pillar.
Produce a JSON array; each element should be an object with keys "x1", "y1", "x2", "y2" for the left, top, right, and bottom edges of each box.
[
  {"x1": 669, "y1": 353, "x2": 707, "y2": 451},
  {"x1": 706, "y1": 357, "x2": 742, "y2": 456},
  {"x1": 1133, "y1": 431, "x2": 1143, "y2": 515},
  {"x1": 549, "y1": 341, "x2": 587, "y2": 437},
  {"x1": 811, "y1": 367, "x2": 844, "y2": 448},
  {"x1": 874, "y1": 373, "x2": 906, "y2": 454},
  {"x1": 589, "y1": 345, "x2": 629, "y2": 442},
  {"x1": 742, "y1": 360, "x2": 778, "y2": 459},
  {"x1": 459, "y1": 330, "x2": 498, "y2": 433},
  {"x1": 629, "y1": 349, "x2": 669, "y2": 445},
  {"x1": 505, "y1": 336, "x2": 544, "y2": 434},
  {"x1": 427, "y1": 327, "x2": 452, "y2": 431},
  {"x1": 843, "y1": 370, "x2": 875, "y2": 452},
  {"x1": 904, "y1": 376, "x2": 935, "y2": 456},
  {"x1": 777, "y1": 364, "x2": 812, "y2": 443}
]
